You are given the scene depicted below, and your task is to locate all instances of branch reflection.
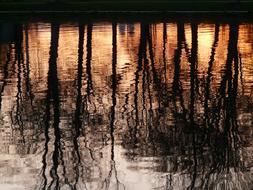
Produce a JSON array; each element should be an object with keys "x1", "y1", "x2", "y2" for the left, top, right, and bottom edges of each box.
[{"x1": 0, "y1": 20, "x2": 252, "y2": 190}]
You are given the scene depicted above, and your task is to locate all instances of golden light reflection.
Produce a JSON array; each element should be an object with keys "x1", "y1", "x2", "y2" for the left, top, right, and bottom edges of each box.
[{"x1": 0, "y1": 21, "x2": 252, "y2": 190}]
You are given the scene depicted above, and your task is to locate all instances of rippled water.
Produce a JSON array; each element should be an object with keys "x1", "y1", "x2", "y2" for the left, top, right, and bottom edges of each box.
[{"x1": 0, "y1": 20, "x2": 253, "y2": 190}]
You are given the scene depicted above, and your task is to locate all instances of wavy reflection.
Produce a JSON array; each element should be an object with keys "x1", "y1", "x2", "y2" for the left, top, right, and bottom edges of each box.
[{"x1": 0, "y1": 20, "x2": 252, "y2": 190}]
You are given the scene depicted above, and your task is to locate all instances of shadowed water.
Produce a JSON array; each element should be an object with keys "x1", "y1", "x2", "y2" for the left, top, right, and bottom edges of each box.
[{"x1": 0, "y1": 20, "x2": 253, "y2": 190}]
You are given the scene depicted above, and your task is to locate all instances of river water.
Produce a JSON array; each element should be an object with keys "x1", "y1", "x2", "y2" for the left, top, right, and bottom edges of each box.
[{"x1": 0, "y1": 19, "x2": 253, "y2": 190}]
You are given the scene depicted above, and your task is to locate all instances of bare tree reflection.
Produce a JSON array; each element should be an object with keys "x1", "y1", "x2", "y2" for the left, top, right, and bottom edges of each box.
[
  {"x1": 163, "y1": 23, "x2": 167, "y2": 82},
  {"x1": 86, "y1": 24, "x2": 93, "y2": 98},
  {"x1": 72, "y1": 23, "x2": 84, "y2": 190},
  {"x1": 41, "y1": 22, "x2": 61, "y2": 190},
  {"x1": 11, "y1": 24, "x2": 26, "y2": 146},
  {"x1": 0, "y1": 20, "x2": 251, "y2": 190},
  {"x1": 121, "y1": 22, "x2": 247, "y2": 189},
  {"x1": 102, "y1": 23, "x2": 125, "y2": 190}
]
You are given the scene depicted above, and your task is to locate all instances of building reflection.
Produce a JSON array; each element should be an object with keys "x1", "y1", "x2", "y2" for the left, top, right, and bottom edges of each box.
[{"x1": 0, "y1": 20, "x2": 253, "y2": 190}]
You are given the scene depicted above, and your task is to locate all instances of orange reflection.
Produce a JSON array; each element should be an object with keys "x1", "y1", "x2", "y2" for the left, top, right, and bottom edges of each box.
[{"x1": 0, "y1": 21, "x2": 252, "y2": 190}]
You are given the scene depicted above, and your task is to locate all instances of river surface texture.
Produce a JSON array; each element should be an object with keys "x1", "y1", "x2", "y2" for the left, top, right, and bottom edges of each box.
[{"x1": 0, "y1": 19, "x2": 253, "y2": 190}]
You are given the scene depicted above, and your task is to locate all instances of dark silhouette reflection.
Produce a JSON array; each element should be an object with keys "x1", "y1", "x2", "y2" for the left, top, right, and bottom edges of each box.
[
  {"x1": 86, "y1": 24, "x2": 93, "y2": 97},
  {"x1": 0, "y1": 20, "x2": 252, "y2": 190},
  {"x1": 163, "y1": 23, "x2": 167, "y2": 81},
  {"x1": 102, "y1": 23, "x2": 125, "y2": 190},
  {"x1": 172, "y1": 22, "x2": 187, "y2": 123},
  {"x1": 72, "y1": 23, "x2": 84, "y2": 190},
  {"x1": 13, "y1": 24, "x2": 25, "y2": 143},
  {"x1": 41, "y1": 22, "x2": 61, "y2": 190},
  {"x1": 130, "y1": 23, "x2": 148, "y2": 150},
  {"x1": 121, "y1": 22, "x2": 248, "y2": 189}
]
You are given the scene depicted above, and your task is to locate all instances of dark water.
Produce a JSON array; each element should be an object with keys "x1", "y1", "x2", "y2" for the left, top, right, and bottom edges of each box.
[{"x1": 0, "y1": 20, "x2": 253, "y2": 190}]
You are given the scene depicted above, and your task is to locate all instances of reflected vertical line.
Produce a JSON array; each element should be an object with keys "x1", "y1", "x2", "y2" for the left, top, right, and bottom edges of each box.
[
  {"x1": 225, "y1": 24, "x2": 239, "y2": 170},
  {"x1": 41, "y1": 23, "x2": 54, "y2": 190},
  {"x1": 171, "y1": 22, "x2": 188, "y2": 153},
  {"x1": 51, "y1": 23, "x2": 61, "y2": 190},
  {"x1": 86, "y1": 24, "x2": 93, "y2": 97},
  {"x1": 147, "y1": 25, "x2": 159, "y2": 90},
  {"x1": 212, "y1": 25, "x2": 239, "y2": 171},
  {"x1": 218, "y1": 24, "x2": 239, "y2": 132},
  {"x1": 189, "y1": 23, "x2": 198, "y2": 190},
  {"x1": 202, "y1": 25, "x2": 220, "y2": 174},
  {"x1": 47, "y1": 22, "x2": 61, "y2": 190},
  {"x1": 142, "y1": 25, "x2": 150, "y2": 131},
  {"x1": 103, "y1": 21, "x2": 124, "y2": 190},
  {"x1": 133, "y1": 23, "x2": 146, "y2": 143},
  {"x1": 110, "y1": 22, "x2": 117, "y2": 161},
  {"x1": 142, "y1": 41, "x2": 147, "y2": 132},
  {"x1": 143, "y1": 25, "x2": 153, "y2": 139},
  {"x1": 73, "y1": 23, "x2": 85, "y2": 189},
  {"x1": 172, "y1": 23, "x2": 183, "y2": 112},
  {"x1": 230, "y1": 24, "x2": 239, "y2": 120},
  {"x1": 233, "y1": 53, "x2": 239, "y2": 109},
  {"x1": 163, "y1": 23, "x2": 167, "y2": 82},
  {"x1": 172, "y1": 23, "x2": 187, "y2": 124},
  {"x1": 189, "y1": 23, "x2": 198, "y2": 124},
  {"x1": 41, "y1": 49, "x2": 51, "y2": 190},
  {"x1": 148, "y1": 24, "x2": 165, "y2": 111},
  {"x1": 14, "y1": 24, "x2": 25, "y2": 143},
  {"x1": 227, "y1": 24, "x2": 239, "y2": 151},
  {"x1": 145, "y1": 43, "x2": 153, "y2": 141},
  {"x1": 231, "y1": 25, "x2": 240, "y2": 168}
]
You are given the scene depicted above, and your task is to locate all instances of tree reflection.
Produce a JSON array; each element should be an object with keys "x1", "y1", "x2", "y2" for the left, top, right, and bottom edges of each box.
[
  {"x1": 72, "y1": 23, "x2": 84, "y2": 190},
  {"x1": 0, "y1": 20, "x2": 252, "y2": 190},
  {"x1": 122, "y1": 22, "x2": 246, "y2": 189},
  {"x1": 102, "y1": 22, "x2": 125, "y2": 190},
  {"x1": 86, "y1": 24, "x2": 93, "y2": 98},
  {"x1": 13, "y1": 24, "x2": 25, "y2": 144},
  {"x1": 41, "y1": 22, "x2": 61, "y2": 190}
]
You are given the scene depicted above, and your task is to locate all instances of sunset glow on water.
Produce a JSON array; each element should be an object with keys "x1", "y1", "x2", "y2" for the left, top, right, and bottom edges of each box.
[{"x1": 0, "y1": 21, "x2": 253, "y2": 190}]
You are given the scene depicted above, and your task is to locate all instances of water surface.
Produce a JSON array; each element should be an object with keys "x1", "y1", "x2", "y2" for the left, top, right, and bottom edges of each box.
[{"x1": 0, "y1": 20, "x2": 253, "y2": 190}]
